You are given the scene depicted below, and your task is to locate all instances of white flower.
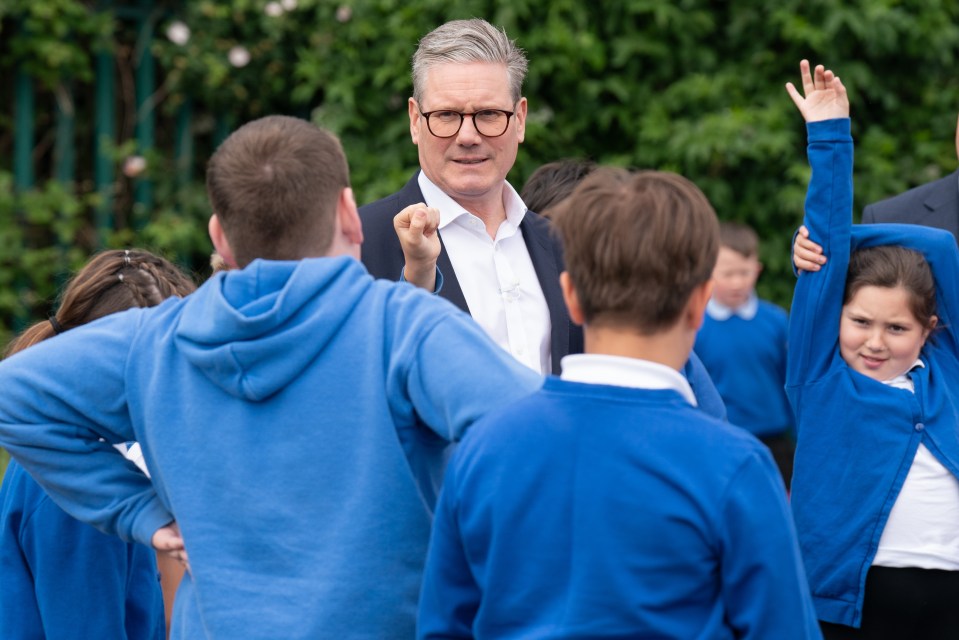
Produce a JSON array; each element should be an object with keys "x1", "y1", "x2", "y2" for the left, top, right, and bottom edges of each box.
[
  {"x1": 123, "y1": 156, "x2": 148, "y2": 178},
  {"x1": 336, "y1": 5, "x2": 352, "y2": 22},
  {"x1": 166, "y1": 21, "x2": 190, "y2": 46},
  {"x1": 265, "y1": 2, "x2": 283, "y2": 17},
  {"x1": 228, "y1": 46, "x2": 251, "y2": 68},
  {"x1": 281, "y1": 0, "x2": 297, "y2": 10}
]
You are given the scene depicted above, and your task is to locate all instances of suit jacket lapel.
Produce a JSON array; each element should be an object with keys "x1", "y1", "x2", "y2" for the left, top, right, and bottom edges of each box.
[
  {"x1": 435, "y1": 235, "x2": 469, "y2": 313},
  {"x1": 520, "y1": 213, "x2": 570, "y2": 374},
  {"x1": 918, "y1": 170, "x2": 959, "y2": 239}
]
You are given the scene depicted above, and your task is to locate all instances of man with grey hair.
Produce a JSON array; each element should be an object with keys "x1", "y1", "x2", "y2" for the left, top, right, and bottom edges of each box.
[
  {"x1": 360, "y1": 19, "x2": 727, "y2": 419},
  {"x1": 360, "y1": 18, "x2": 580, "y2": 376}
]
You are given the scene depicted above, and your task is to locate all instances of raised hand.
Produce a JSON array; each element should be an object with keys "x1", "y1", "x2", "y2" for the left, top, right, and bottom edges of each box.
[
  {"x1": 793, "y1": 225, "x2": 827, "y2": 272},
  {"x1": 785, "y1": 60, "x2": 849, "y2": 122},
  {"x1": 394, "y1": 203, "x2": 441, "y2": 291}
]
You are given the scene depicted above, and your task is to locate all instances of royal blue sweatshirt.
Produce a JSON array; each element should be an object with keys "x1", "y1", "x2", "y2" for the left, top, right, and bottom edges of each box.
[
  {"x1": 788, "y1": 119, "x2": 959, "y2": 626},
  {"x1": 0, "y1": 256, "x2": 542, "y2": 639},
  {"x1": 695, "y1": 300, "x2": 792, "y2": 436},
  {"x1": 419, "y1": 378, "x2": 820, "y2": 639},
  {"x1": 0, "y1": 460, "x2": 164, "y2": 639}
]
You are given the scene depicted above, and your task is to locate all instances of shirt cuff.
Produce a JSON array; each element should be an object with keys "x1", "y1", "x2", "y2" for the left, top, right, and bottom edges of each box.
[{"x1": 398, "y1": 266, "x2": 444, "y2": 295}]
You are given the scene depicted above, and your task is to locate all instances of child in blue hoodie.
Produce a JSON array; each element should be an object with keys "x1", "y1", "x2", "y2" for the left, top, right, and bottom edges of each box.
[
  {"x1": 0, "y1": 249, "x2": 195, "y2": 639},
  {"x1": 786, "y1": 61, "x2": 959, "y2": 637},
  {"x1": 418, "y1": 167, "x2": 819, "y2": 639},
  {"x1": 0, "y1": 116, "x2": 542, "y2": 640}
]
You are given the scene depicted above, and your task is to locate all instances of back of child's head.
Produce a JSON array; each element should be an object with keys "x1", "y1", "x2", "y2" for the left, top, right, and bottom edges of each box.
[
  {"x1": 5, "y1": 249, "x2": 196, "y2": 358},
  {"x1": 551, "y1": 167, "x2": 719, "y2": 333},
  {"x1": 718, "y1": 222, "x2": 759, "y2": 258},
  {"x1": 520, "y1": 159, "x2": 596, "y2": 218},
  {"x1": 206, "y1": 115, "x2": 350, "y2": 268},
  {"x1": 845, "y1": 245, "x2": 937, "y2": 330}
]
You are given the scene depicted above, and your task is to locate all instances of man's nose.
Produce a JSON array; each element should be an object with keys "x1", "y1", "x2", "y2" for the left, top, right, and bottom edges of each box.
[{"x1": 455, "y1": 115, "x2": 483, "y2": 144}]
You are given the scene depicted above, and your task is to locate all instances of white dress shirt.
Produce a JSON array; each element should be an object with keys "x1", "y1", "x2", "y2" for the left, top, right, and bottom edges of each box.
[{"x1": 418, "y1": 172, "x2": 552, "y2": 374}]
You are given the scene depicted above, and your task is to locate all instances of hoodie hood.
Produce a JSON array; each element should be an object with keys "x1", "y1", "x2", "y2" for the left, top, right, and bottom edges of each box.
[{"x1": 176, "y1": 256, "x2": 371, "y2": 401}]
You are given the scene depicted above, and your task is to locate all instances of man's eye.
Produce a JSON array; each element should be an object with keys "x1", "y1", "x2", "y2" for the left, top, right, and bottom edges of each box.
[
  {"x1": 433, "y1": 111, "x2": 460, "y2": 122},
  {"x1": 476, "y1": 110, "x2": 502, "y2": 121}
]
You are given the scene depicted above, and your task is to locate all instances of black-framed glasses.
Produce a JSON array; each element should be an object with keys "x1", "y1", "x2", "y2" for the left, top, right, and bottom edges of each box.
[{"x1": 419, "y1": 109, "x2": 515, "y2": 138}]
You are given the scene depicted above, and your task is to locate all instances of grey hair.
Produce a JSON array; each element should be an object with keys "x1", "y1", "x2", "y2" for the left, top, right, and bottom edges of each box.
[{"x1": 412, "y1": 18, "x2": 528, "y2": 105}]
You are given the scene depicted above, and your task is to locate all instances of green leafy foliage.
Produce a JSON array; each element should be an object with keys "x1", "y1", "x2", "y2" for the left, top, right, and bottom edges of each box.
[{"x1": 1, "y1": 0, "x2": 959, "y2": 331}]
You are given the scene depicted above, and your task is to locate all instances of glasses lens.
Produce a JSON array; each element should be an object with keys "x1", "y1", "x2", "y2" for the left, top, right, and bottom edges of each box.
[
  {"x1": 427, "y1": 111, "x2": 462, "y2": 138},
  {"x1": 474, "y1": 110, "x2": 509, "y2": 137}
]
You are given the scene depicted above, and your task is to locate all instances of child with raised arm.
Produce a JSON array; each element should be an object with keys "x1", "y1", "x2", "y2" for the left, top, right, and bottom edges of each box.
[
  {"x1": 0, "y1": 249, "x2": 194, "y2": 639},
  {"x1": 786, "y1": 61, "x2": 959, "y2": 637},
  {"x1": 417, "y1": 168, "x2": 819, "y2": 639}
]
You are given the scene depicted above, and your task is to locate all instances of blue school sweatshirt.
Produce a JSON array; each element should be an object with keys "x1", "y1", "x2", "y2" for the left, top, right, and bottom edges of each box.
[
  {"x1": 0, "y1": 460, "x2": 164, "y2": 639},
  {"x1": 787, "y1": 119, "x2": 959, "y2": 627},
  {"x1": 418, "y1": 377, "x2": 820, "y2": 639},
  {"x1": 685, "y1": 350, "x2": 728, "y2": 421},
  {"x1": 695, "y1": 300, "x2": 792, "y2": 436},
  {"x1": 0, "y1": 256, "x2": 542, "y2": 640}
]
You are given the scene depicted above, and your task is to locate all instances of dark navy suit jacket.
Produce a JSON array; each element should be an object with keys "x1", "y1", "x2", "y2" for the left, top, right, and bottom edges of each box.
[
  {"x1": 358, "y1": 172, "x2": 726, "y2": 420},
  {"x1": 862, "y1": 169, "x2": 959, "y2": 242}
]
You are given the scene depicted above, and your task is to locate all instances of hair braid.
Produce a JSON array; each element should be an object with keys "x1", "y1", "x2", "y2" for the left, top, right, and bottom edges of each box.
[{"x1": 4, "y1": 250, "x2": 196, "y2": 358}]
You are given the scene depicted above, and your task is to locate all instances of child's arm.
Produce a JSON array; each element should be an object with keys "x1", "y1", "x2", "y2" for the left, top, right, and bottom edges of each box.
[
  {"x1": 0, "y1": 313, "x2": 173, "y2": 547},
  {"x1": 784, "y1": 61, "x2": 852, "y2": 392},
  {"x1": 417, "y1": 460, "x2": 480, "y2": 639},
  {"x1": 720, "y1": 450, "x2": 821, "y2": 638}
]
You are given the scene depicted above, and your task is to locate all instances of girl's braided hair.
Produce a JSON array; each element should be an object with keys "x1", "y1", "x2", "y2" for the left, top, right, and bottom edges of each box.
[{"x1": 5, "y1": 249, "x2": 196, "y2": 358}]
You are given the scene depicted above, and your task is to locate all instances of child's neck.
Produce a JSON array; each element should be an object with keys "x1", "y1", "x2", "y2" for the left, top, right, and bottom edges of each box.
[{"x1": 582, "y1": 324, "x2": 692, "y2": 372}]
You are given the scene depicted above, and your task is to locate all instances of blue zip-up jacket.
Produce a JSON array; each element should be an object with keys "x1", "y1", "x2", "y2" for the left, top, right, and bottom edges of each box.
[
  {"x1": 0, "y1": 256, "x2": 543, "y2": 639},
  {"x1": 0, "y1": 460, "x2": 164, "y2": 640},
  {"x1": 787, "y1": 118, "x2": 959, "y2": 627}
]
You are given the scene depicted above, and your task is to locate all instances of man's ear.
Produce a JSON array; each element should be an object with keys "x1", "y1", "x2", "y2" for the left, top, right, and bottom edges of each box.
[
  {"x1": 686, "y1": 279, "x2": 714, "y2": 332},
  {"x1": 514, "y1": 97, "x2": 528, "y2": 144},
  {"x1": 337, "y1": 187, "x2": 364, "y2": 247},
  {"x1": 409, "y1": 98, "x2": 422, "y2": 146},
  {"x1": 208, "y1": 215, "x2": 239, "y2": 269},
  {"x1": 560, "y1": 272, "x2": 585, "y2": 326}
]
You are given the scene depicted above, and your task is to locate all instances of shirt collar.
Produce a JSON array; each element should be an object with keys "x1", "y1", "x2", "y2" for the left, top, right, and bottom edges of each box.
[
  {"x1": 560, "y1": 353, "x2": 698, "y2": 407},
  {"x1": 883, "y1": 359, "x2": 925, "y2": 390},
  {"x1": 417, "y1": 171, "x2": 528, "y2": 231},
  {"x1": 706, "y1": 293, "x2": 758, "y2": 321}
]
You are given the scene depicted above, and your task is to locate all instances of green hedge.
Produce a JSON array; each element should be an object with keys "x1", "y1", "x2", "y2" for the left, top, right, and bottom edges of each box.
[{"x1": 1, "y1": 0, "x2": 958, "y2": 327}]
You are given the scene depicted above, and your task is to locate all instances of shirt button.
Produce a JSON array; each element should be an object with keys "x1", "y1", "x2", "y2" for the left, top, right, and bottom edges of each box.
[{"x1": 915, "y1": 423, "x2": 925, "y2": 432}]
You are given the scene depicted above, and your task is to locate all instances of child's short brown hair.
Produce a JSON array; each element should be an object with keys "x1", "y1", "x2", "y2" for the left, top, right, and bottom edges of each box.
[
  {"x1": 719, "y1": 222, "x2": 759, "y2": 258},
  {"x1": 551, "y1": 168, "x2": 719, "y2": 333},
  {"x1": 206, "y1": 116, "x2": 350, "y2": 268}
]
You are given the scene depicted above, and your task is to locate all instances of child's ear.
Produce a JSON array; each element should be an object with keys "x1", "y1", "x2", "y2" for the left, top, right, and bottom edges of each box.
[
  {"x1": 337, "y1": 188, "x2": 364, "y2": 247},
  {"x1": 686, "y1": 280, "x2": 714, "y2": 332},
  {"x1": 924, "y1": 315, "x2": 939, "y2": 344},
  {"x1": 559, "y1": 272, "x2": 585, "y2": 326},
  {"x1": 208, "y1": 215, "x2": 239, "y2": 269}
]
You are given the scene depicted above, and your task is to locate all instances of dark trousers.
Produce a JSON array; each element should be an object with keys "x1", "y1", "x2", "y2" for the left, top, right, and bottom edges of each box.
[
  {"x1": 759, "y1": 432, "x2": 794, "y2": 492},
  {"x1": 821, "y1": 566, "x2": 959, "y2": 639}
]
